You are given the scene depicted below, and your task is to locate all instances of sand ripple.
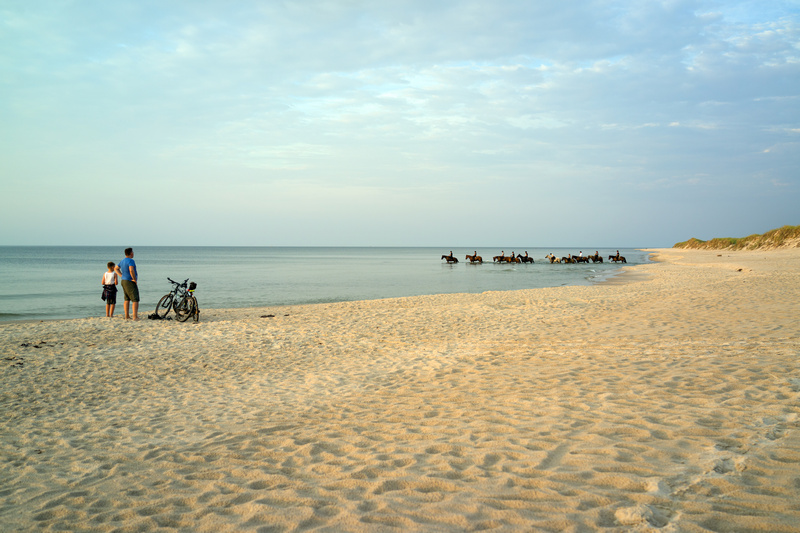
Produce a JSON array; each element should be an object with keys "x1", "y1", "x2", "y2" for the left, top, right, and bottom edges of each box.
[{"x1": 2, "y1": 248, "x2": 799, "y2": 531}]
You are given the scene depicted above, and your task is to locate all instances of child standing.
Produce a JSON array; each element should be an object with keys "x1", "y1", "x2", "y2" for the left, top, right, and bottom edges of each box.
[{"x1": 102, "y1": 262, "x2": 119, "y2": 317}]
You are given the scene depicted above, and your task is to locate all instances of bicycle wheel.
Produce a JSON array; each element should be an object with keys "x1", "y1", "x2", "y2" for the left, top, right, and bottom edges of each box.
[
  {"x1": 155, "y1": 294, "x2": 173, "y2": 318},
  {"x1": 175, "y1": 296, "x2": 195, "y2": 322},
  {"x1": 191, "y1": 297, "x2": 199, "y2": 323},
  {"x1": 173, "y1": 296, "x2": 188, "y2": 320}
]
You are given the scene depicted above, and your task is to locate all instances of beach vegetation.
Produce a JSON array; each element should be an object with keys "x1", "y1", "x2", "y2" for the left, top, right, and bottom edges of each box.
[{"x1": 673, "y1": 225, "x2": 800, "y2": 250}]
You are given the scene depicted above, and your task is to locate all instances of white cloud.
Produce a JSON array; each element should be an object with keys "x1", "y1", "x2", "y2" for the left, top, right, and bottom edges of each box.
[{"x1": 0, "y1": 0, "x2": 798, "y2": 246}]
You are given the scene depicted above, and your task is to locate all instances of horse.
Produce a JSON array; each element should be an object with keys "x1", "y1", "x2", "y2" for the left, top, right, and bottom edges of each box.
[
  {"x1": 590, "y1": 253, "x2": 603, "y2": 263},
  {"x1": 442, "y1": 255, "x2": 459, "y2": 264},
  {"x1": 608, "y1": 255, "x2": 627, "y2": 263},
  {"x1": 519, "y1": 255, "x2": 534, "y2": 263},
  {"x1": 574, "y1": 255, "x2": 590, "y2": 263},
  {"x1": 465, "y1": 254, "x2": 483, "y2": 263},
  {"x1": 545, "y1": 253, "x2": 560, "y2": 264}
]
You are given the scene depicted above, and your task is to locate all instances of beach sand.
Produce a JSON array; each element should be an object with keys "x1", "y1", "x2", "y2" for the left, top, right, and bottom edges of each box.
[{"x1": 1, "y1": 248, "x2": 799, "y2": 532}]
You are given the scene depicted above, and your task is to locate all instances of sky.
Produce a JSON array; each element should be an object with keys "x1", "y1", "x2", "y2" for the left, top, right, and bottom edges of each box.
[{"x1": 1, "y1": 1, "x2": 798, "y2": 247}]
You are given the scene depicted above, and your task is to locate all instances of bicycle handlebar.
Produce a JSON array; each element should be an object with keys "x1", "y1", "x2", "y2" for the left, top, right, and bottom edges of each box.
[{"x1": 166, "y1": 277, "x2": 190, "y2": 286}]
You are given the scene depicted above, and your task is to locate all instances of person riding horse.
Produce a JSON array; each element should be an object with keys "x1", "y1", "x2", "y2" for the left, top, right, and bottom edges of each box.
[
  {"x1": 466, "y1": 252, "x2": 483, "y2": 263},
  {"x1": 442, "y1": 251, "x2": 458, "y2": 263}
]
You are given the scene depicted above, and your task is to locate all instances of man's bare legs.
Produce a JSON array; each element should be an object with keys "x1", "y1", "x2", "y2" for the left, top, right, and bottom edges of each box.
[{"x1": 124, "y1": 300, "x2": 139, "y2": 320}]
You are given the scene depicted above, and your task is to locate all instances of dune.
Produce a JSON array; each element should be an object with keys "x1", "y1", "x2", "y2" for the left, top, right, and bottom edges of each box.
[
  {"x1": 673, "y1": 224, "x2": 800, "y2": 250},
  {"x1": 1, "y1": 248, "x2": 799, "y2": 531}
]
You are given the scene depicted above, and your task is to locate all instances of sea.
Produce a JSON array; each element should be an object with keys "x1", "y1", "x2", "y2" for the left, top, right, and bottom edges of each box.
[{"x1": 0, "y1": 247, "x2": 652, "y2": 322}]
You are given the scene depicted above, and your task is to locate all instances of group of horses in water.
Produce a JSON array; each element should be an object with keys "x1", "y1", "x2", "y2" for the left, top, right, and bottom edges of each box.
[{"x1": 441, "y1": 251, "x2": 628, "y2": 264}]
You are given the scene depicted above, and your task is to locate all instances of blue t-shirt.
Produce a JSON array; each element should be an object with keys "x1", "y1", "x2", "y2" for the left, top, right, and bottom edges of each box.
[{"x1": 118, "y1": 257, "x2": 137, "y2": 281}]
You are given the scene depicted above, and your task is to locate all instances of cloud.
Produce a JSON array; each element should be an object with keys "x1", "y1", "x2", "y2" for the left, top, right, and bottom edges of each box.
[{"x1": 0, "y1": 0, "x2": 798, "y2": 246}]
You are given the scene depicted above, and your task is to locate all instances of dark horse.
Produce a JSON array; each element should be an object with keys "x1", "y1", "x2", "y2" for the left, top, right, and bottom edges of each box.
[
  {"x1": 465, "y1": 254, "x2": 483, "y2": 263},
  {"x1": 519, "y1": 255, "x2": 534, "y2": 263},
  {"x1": 608, "y1": 255, "x2": 627, "y2": 263},
  {"x1": 442, "y1": 254, "x2": 459, "y2": 264}
]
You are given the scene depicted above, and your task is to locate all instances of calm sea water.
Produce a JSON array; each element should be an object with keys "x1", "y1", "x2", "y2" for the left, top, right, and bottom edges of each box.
[{"x1": 0, "y1": 247, "x2": 651, "y2": 322}]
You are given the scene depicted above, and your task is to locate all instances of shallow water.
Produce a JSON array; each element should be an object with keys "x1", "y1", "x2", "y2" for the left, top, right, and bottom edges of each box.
[{"x1": 0, "y1": 247, "x2": 650, "y2": 321}]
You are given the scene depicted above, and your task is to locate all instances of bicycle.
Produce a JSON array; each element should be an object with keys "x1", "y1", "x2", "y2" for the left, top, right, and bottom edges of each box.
[
  {"x1": 175, "y1": 281, "x2": 199, "y2": 323},
  {"x1": 155, "y1": 278, "x2": 200, "y2": 322}
]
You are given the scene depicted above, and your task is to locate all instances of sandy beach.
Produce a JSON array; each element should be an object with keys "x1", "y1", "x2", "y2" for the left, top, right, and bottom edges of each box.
[{"x1": 1, "y1": 248, "x2": 799, "y2": 532}]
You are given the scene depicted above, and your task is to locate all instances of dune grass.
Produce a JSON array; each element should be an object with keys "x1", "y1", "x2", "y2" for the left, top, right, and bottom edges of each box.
[{"x1": 674, "y1": 225, "x2": 800, "y2": 250}]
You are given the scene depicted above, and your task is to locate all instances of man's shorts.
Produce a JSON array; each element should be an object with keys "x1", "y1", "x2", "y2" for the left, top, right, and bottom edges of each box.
[{"x1": 121, "y1": 280, "x2": 140, "y2": 302}]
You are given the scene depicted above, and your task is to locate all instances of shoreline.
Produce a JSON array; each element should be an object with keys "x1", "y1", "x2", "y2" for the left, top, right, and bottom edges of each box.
[
  {"x1": 2, "y1": 248, "x2": 799, "y2": 531},
  {"x1": 0, "y1": 254, "x2": 650, "y2": 325}
]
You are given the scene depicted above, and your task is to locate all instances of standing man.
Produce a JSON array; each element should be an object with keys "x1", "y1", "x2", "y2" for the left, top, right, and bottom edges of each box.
[{"x1": 116, "y1": 247, "x2": 139, "y2": 320}]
